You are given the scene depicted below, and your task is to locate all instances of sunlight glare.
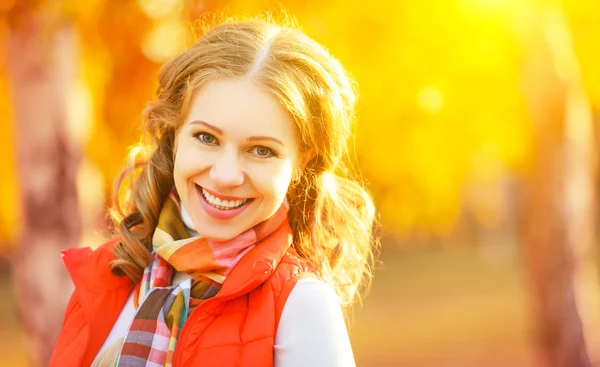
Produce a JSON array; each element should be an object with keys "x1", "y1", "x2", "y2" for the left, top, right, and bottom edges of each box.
[
  {"x1": 418, "y1": 86, "x2": 444, "y2": 115},
  {"x1": 142, "y1": 20, "x2": 187, "y2": 62},
  {"x1": 137, "y1": 0, "x2": 183, "y2": 19}
]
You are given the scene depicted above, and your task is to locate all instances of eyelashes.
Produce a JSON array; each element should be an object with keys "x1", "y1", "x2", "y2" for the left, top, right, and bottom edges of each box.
[
  {"x1": 195, "y1": 132, "x2": 217, "y2": 145},
  {"x1": 192, "y1": 131, "x2": 279, "y2": 158},
  {"x1": 194, "y1": 133, "x2": 217, "y2": 145},
  {"x1": 249, "y1": 146, "x2": 275, "y2": 158}
]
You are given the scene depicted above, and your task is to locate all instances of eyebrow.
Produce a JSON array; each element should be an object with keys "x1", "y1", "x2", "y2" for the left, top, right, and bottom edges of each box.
[
  {"x1": 247, "y1": 136, "x2": 284, "y2": 147},
  {"x1": 190, "y1": 120, "x2": 222, "y2": 135},
  {"x1": 189, "y1": 120, "x2": 284, "y2": 147}
]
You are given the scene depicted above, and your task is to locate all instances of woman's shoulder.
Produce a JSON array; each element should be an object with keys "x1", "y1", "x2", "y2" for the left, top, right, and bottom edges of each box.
[
  {"x1": 62, "y1": 237, "x2": 131, "y2": 290},
  {"x1": 274, "y1": 278, "x2": 356, "y2": 366},
  {"x1": 269, "y1": 249, "x2": 319, "y2": 311},
  {"x1": 283, "y1": 278, "x2": 341, "y2": 316},
  {"x1": 62, "y1": 237, "x2": 120, "y2": 266},
  {"x1": 273, "y1": 247, "x2": 319, "y2": 282}
]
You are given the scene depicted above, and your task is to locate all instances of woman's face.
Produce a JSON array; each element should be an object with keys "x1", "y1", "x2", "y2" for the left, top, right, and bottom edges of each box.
[{"x1": 173, "y1": 77, "x2": 300, "y2": 241}]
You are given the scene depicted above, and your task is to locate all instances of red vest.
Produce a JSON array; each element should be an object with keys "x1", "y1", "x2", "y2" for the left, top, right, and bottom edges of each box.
[{"x1": 49, "y1": 221, "x2": 314, "y2": 366}]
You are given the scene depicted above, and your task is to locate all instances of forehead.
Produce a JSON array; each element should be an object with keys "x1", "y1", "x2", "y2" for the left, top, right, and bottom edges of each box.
[{"x1": 183, "y1": 78, "x2": 297, "y2": 143}]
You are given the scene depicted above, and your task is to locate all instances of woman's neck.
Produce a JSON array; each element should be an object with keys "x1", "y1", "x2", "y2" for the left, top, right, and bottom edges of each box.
[{"x1": 180, "y1": 202, "x2": 200, "y2": 237}]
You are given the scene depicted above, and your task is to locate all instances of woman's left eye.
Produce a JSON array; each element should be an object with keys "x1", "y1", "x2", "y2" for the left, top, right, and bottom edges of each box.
[
  {"x1": 194, "y1": 132, "x2": 218, "y2": 145},
  {"x1": 250, "y1": 146, "x2": 275, "y2": 158}
]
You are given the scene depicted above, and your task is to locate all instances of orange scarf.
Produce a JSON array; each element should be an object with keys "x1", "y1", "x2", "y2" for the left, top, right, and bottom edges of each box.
[{"x1": 113, "y1": 194, "x2": 289, "y2": 366}]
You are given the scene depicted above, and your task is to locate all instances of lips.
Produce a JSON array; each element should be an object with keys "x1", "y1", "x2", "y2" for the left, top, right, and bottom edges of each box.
[
  {"x1": 200, "y1": 187, "x2": 248, "y2": 210},
  {"x1": 195, "y1": 184, "x2": 253, "y2": 220}
]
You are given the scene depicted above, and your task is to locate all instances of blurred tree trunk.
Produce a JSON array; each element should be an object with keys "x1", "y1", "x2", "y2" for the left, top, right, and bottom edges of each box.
[
  {"x1": 520, "y1": 4, "x2": 600, "y2": 367},
  {"x1": 5, "y1": 2, "x2": 80, "y2": 366}
]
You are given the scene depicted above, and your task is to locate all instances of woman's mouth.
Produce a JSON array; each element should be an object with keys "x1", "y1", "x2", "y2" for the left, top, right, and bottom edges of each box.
[
  {"x1": 195, "y1": 185, "x2": 253, "y2": 220},
  {"x1": 201, "y1": 187, "x2": 248, "y2": 210}
]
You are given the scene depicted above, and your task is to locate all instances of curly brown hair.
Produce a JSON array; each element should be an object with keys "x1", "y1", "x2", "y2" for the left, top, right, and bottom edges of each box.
[{"x1": 109, "y1": 16, "x2": 378, "y2": 310}]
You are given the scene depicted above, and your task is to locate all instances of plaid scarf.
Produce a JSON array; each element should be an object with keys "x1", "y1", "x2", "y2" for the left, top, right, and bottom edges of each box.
[{"x1": 110, "y1": 193, "x2": 289, "y2": 367}]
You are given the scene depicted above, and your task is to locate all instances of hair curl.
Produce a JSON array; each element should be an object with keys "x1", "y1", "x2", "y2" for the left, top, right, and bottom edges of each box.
[{"x1": 109, "y1": 16, "x2": 379, "y2": 311}]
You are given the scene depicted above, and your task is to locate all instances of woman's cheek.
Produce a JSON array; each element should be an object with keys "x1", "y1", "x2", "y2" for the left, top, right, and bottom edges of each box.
[{"x1": 269, "y1": 161, "x2": 294, "y2": 196}]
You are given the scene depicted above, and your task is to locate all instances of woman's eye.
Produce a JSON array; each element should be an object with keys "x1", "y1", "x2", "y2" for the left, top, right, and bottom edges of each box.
[
  {"x1": 195, "y1": 132, "x2": 217, "y2": 145},
  {"x1": 251, "y1": 146, "x2": 275, "y2": 158}
]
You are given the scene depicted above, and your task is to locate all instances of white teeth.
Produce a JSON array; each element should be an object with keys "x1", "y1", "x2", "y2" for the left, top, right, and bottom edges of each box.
[{"x1": 201, "y1": 188, "x2": 247, "y2": 210}]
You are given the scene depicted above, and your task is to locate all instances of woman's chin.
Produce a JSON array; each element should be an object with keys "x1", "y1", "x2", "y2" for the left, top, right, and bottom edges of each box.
[{"x1": 195, "y1": 226, "x2": 245, "y2": 242}]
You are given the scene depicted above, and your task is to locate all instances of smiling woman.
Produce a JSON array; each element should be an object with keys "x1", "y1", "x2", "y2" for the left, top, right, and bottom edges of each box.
[
  {"x1": 50, "y1": 15, "x2": 377, "y2": 367},
  {"x1": 174, "y1": 78, "x2": 300, "y2": 240}
]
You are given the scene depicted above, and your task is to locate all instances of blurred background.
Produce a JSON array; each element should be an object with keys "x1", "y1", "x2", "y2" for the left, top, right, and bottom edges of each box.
[{"x1": 2, "y1": 0, "x2": 600, "y2": 366}]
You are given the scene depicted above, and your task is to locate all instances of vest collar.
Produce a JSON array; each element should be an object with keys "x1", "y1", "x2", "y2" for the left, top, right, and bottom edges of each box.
[
  {"x1": 61, "y1": 219, "x2": 293, "y2": 300},
  {"x1": 217, "y1": 220, "x2": 293, "y2": 298}
]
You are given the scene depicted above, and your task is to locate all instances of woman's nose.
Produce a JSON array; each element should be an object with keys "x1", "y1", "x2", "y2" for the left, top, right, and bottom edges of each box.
[{"x1": 209, "y1": 149, "x2": 244, "y2": 188}]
